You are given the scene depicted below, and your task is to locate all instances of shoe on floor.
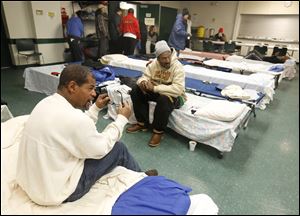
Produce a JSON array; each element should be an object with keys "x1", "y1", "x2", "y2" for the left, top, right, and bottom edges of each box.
[
  {"x1": 148, "y1": 132, "x2": 163, "y2": 147},
  {"x1": 126, "y1": 124, "x2": 147, "y2": 133},
  {"x1": 145, "y1": 169, "x2": 158, "y2": 176}
]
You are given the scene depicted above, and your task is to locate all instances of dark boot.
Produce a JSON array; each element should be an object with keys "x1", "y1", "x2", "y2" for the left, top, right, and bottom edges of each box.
[
  {"x1": 126, "y1": 123, "x2": 148, "y2": 133},
  {"x1": 145, "y1": 169, "x2": 158, "y2": 176}
]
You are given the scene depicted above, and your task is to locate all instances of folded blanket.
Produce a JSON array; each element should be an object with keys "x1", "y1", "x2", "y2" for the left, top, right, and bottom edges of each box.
[
  {"x1": 268, "y1": 64, "x2": 284, "y2": 72},
  {"x1": 112, "y1": 176, "x2": 192, "y2": 215},
  {"x1": 221, "y1": 85, "x2": 251, "y2": 100}
]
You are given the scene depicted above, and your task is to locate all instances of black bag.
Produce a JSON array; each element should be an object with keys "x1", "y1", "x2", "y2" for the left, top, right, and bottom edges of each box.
[{"x1": 118, "y1": 76, "x2": 139, "y2": 89}]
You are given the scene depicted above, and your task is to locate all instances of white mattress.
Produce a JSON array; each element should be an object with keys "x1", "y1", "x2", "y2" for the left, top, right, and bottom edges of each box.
[
  {"x1": 107, "y1": 85, "x2": 251, "y2": 153},
  {"x1": 109, "y1": 58, "x2": 148, "y2": 72},
  {"x1": 205, "y1": 57, "x2": 296, "y2": 81},
  {"x1": 1, "y1": 116, "x2": 218, "y2": 215}
]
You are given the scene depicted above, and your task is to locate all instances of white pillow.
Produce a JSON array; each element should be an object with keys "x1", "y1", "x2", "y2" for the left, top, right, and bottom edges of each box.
[
  {"x1": 248, "y1": 73, "x2": 274, "y2": 86},
  {"x1": 100, "y1": 54, "x2": 128, "y2": 64},
  {"x1": 221, "y1": 85, "x2": 251, "y2": 100},
  {"x1": 194, "y1": 100, "x2": 246, "y2": 122}
]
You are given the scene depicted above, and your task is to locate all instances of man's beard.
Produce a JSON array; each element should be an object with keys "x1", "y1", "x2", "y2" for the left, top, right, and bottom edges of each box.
[{"x1": 162, "y1": 64, "x2": 170, "y2": 69}]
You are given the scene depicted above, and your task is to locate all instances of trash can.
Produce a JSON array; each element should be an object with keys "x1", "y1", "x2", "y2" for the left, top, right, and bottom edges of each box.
[{"x1": 197, "y1": 26, "x2": 205, "y2": 38}]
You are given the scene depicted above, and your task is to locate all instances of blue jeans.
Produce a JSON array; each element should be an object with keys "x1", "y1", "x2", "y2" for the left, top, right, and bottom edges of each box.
[{"x1": 64, "y1": 141, "x2": 141, "y2": 202}]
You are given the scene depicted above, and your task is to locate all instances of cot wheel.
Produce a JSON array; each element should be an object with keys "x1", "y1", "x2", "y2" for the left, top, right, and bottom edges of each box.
[{"x1": 218, "y1": 152, "x2": 224, "y2": 159}]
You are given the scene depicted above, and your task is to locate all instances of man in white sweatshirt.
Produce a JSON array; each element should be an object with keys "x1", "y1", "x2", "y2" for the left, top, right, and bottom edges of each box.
[
  {"x1": 126, "y1": 40, "x2": 186, "y2": 147},
  {"x1": 16, "y1": 64, "x2": 156, "y2": 206}
]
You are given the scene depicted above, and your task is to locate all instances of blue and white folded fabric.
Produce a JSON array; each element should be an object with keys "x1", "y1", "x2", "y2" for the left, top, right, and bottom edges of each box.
[{"x1": 268, "y1": 64, "x2": 284, "y2": 72}]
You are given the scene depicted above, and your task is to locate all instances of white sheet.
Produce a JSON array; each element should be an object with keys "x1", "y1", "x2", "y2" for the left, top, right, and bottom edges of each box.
[
  {"x1": 1, "y1": 105, "x2": 13, "y2": 122},
  {"x1": 107, "y1": 85, "x2": 251, "y2": 153},
  {"x1": 23, "y1": 64, "x2": 120, "y2": 96},
  {"x1": 1, "y1": 116, "x2": 218, "y2": 215},
  {"x1": 23, "y1": 64, "x2": 65, "y2": 95}
]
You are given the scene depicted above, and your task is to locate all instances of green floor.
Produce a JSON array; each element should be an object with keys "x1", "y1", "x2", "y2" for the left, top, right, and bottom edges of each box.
[{"x1": 1, "y1": 66, "x2": 299, "y2": 215}]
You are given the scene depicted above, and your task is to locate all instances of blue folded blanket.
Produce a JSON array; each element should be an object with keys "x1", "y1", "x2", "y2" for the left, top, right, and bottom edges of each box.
[
  {"x1": 112, "y1": 176, "x2": 192, "y2": 215},
  {"x1": 268, "y1": 64, "x2": 284, "y2": 72},
  {"x1": 92, "y1": 66, "x2": 115, "y2": 84}
]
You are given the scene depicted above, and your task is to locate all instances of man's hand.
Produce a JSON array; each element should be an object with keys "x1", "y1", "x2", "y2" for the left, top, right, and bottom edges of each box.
[
  {"x1": 144, "y1": 81, "x2": 154, "y2": 92},
  {"x1": 95, "y1": 93, "x2": 110, "y2": 109},
  {"x1": 117, "y1": 101, "x2": 131, "y2": 119},
  {"x1": 138, "y1": 81, "x2": 148, "y2": 93}
]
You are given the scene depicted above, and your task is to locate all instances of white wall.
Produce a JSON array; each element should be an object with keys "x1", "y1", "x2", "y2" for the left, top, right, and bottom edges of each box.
[
  {"x1": 233, "y1": 1, "x2": 299, "y2": 39},
  {"x1": 238, "y1": 1, "x2": 299, "y2": 14},
  {"x1": 138, "y1": 1, "x2": 181, "y2": 9},
  {"x1": 2, "y1": 1, "x2": 35, "y2": 38},
  {"x1": 30, "y1": 1, "x2": 64, "y2": 39},
  {"x1": 2, "y1": 1, "x2": 68, "y2": 65},
  {"x1": 184, "y1": 1, "x2": 238, "y2": 39},
  {"x1": 233, "y1": 1, "x2": 299, "y2": 60}
]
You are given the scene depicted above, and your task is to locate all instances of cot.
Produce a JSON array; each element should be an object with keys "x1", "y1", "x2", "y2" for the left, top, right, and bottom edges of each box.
[
  {"x1": 23, "y1": 63, "x2": 141, "y2": 95},
  {"x1": 185, "y1": 77, "x2": 265, "y2": 113},
  {"x1": 1, "y1": 116, "x2": 219, "y2": 215},
  {"x1": 179, "y1": 48, "x2": 230, "y2": 60},
  {"x1": 183, "y1": 64, "x2": 275, "y2": 110},
  {"x1": 203, "y1": 56, "x2": 297, "y2": 88},
  {"x1": 96, "y1": 64, "x2": 266, "y2": 111},
  {"x1": 23, "y1": 59, "x2": 275, "y2": 110},
  {"x1": 106, "y1": 84, "x2": 252, "y2": 158}
]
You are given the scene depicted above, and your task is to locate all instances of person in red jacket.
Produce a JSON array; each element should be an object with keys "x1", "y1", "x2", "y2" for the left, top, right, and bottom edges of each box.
[{"x1": 120, "y1": 8, "x2": 141, "y2": 55}]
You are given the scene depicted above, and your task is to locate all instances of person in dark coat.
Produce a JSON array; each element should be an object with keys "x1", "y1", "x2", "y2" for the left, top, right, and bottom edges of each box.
[
  {"x1": 139, "y1": 21, "x2": 148, "y2": 55},
  {"x1": 109, "y1": 7, "x2": 122, "y2": 54},
  {"x1": 95, "y1": 4, "x2": 110, "y2": 58}
]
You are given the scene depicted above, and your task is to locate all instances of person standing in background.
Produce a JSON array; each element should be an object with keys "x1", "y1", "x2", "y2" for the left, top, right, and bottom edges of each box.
[
  {"x1": 146, "y1": 25, "x2": 158, "y2": 54},
  {"x1": 186, "y1": 15, "x2": 192, "y2": 48},
  {"x1": 120, "y1": 8, "x2": 141, "y2": 55},
  {"x1": 95, "y1": 3, "x2": 110, "y2": 59},
  {"x1": 109, "y1": 7, "x2": 122, "y2": 54},
  {"x1": 66, "y1": 10, "x2": 84, "y2": 62},
  {"x1": 168, "y1": 8, "x2": 191, "y2": 53},
  {"x1": 139, "y1": 21, "x2": 148, "y2": 55}
]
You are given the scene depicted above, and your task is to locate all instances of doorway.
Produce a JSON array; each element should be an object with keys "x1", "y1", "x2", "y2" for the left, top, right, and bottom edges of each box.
[
  {"x1": 159, "y1": 6, "x2": 177, "y2": 42},
  {"x1": 1, "y1": 9, "x2": 12, "y2": 69}
]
